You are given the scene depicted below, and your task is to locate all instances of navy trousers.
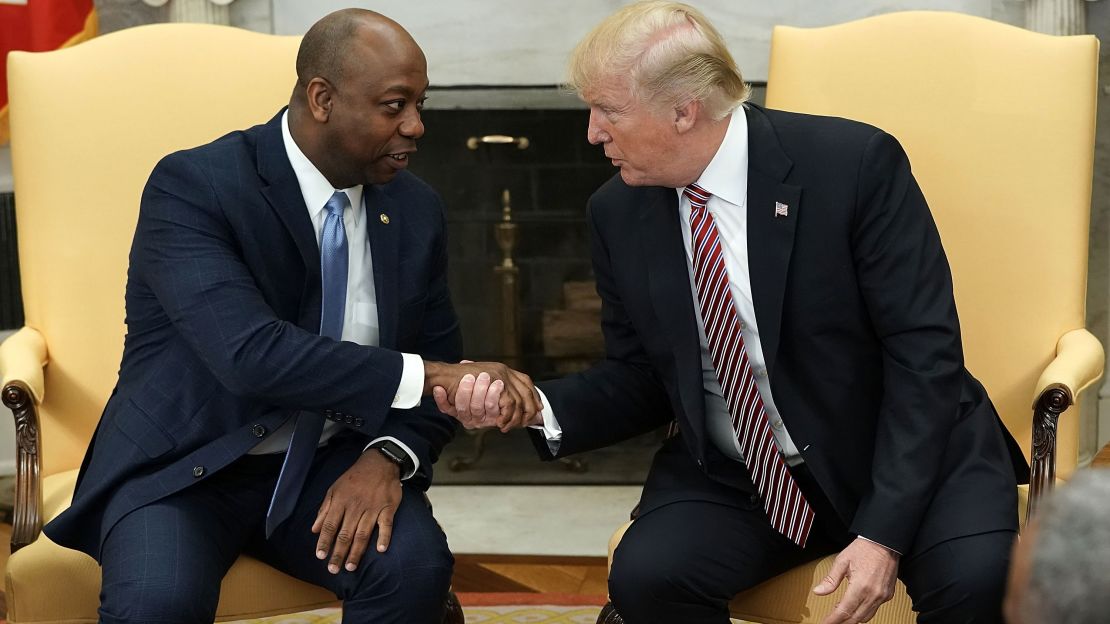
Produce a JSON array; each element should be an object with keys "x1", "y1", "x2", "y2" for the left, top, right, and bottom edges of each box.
[
  {"x1": 609, "y1": 463, "x2": 1015, "y2": 624},
  {"x1": 97, "y1": 437, "x2": 453, "y2": 624}
]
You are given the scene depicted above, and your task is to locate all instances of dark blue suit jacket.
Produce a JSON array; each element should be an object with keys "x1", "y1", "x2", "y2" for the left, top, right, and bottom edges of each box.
[
  {"x1": 46, "y1": 110, "x2": 462, "y2": 558},
  {"x1": 534, "y1": 105, "x2": 1027, "y2": 557}
]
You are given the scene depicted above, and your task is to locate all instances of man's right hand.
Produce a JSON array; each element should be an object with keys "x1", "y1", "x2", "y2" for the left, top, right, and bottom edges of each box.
[{"x1": 424, "y1": 361, "x2": 540, "y2": 431}]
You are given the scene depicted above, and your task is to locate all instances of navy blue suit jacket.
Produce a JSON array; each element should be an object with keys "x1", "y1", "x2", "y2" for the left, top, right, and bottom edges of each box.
[
  {"x1": 534, "y1": 105, "x2": 1027, "y2": 557},
  {"x1": 46, "y1": 110, "x2": 462, "y2": 558}
]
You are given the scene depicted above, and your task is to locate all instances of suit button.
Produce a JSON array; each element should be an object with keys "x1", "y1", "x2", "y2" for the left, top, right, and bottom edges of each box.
[
  {"x1": 324, "y1": 409, "x2": 335, "y2": 418},
  {"x1": 344, "y1": 414, "x2": 353, "y2": 424},
  {"x1": 772, "y1": 418, "x2": 783, "y2": 430},
  {"x1": 354, "y1": 417, "x2": 364, "y2": 427},
  {"x1": 252, "y1": 424, "x2": 266, "y2": 437},
  {"x1": 192, "y1": 466, "x2": 205, "y2": 478},
  {"x1": 696, "y1": 459, "x2": 704, "y2": 467}
]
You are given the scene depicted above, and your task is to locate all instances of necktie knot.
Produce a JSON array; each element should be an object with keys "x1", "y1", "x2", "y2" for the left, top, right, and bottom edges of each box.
[
  {"x1": 325, "y1": 191, "x2": 350, "y2": 219},
  {"x1": 684, "y1": 183, "x2": 711, "y2": 210}
]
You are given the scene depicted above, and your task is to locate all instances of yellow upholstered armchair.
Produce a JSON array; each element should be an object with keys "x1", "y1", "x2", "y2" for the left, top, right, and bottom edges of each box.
[
  {"x1": 599, "y1": 11, "x2": 1103, "y2": 624},
  {"x1": 0, "y1": 23, "x2": 459, "y2": 624}
]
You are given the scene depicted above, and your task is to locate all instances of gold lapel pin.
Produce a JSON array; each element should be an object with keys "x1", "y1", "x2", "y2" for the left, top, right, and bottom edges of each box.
[{"x1": 380, "y1": 213, "x2": 390, "y2": 225}]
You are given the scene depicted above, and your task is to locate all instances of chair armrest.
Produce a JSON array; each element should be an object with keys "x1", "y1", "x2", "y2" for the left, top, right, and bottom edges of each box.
[
  {"x1": 0, "y1": 326, "x2": 48, "y2": 552},
  {"x1": 1027, "y1": 328, "x2": 1105, "y2": 520},
  {"x1": 1032, "y1": 328, "x2": 1104, "y2": 407},
  {"x1": 0, "y1": 326, "x2": 48, "y2": 404}
]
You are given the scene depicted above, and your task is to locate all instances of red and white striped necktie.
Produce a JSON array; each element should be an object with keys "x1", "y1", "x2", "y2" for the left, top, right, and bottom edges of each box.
[{"x1": 685, "y1": 183, "x2": 815, "y2": 547}]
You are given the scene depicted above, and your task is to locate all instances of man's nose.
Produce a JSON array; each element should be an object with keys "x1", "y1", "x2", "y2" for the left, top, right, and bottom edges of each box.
[
  {"x1": 586, "y1": 109, "x2": 607, "y2": 145},
  {"x1": 401, "y1": 110, "x2": 425, "y2": 140}
]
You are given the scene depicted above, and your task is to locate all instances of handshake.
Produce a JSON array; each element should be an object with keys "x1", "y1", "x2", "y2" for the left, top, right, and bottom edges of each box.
[{"x1": 422, "y1": 360, "x2": 543, "y2": 432}]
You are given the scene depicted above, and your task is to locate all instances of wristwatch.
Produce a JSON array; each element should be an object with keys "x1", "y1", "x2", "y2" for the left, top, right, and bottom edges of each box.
[{"x1": 369, "y1": 439, "x2": 414, "y2": 477}]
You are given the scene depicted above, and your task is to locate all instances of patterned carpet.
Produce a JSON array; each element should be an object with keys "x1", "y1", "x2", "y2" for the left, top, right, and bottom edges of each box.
[
  {"x1": 230, "y1": 594, "x2": 607, "y2": 624},
  {"x1": 232, "y1": 605, "x2": 602, "y2": 624}
]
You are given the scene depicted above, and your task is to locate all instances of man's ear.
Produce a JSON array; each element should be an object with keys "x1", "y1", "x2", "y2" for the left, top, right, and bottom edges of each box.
[
  {"x1": 305, "y1": 77, "x2": 334, "y2": 123},
  {"x1": 674, "y1": 98, "x2": 700, "y2": 134}
]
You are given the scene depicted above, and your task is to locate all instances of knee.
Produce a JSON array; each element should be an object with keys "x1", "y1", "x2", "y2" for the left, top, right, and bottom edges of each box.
[
  {"x1": 609, "y1": 539, "x2": 688, "y2": 618},
  {"x1": 341, "y1": 522, "x2": 454, "y2": 603},
  {"x1": 949, "y1": 557, "x2": 1008, "y2": 620},
  {"x1": 912, "y1": 539, "x2": 1010, "y2": 623},
  {"x1": 609, "y1": 542, "x2": 656, "y2": 608}
]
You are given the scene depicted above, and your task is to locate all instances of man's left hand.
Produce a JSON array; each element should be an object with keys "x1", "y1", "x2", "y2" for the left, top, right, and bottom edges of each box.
[
  {"x1": 312, "y1": 449, "x2": 402, "y2": 574},
  {"x1": 813, "y1": 537, "x2": 899, "y2": 624}
]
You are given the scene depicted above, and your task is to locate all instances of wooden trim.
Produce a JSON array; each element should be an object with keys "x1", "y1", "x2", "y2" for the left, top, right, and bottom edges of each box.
[
  {"x1": 2, "y1": 380, "x2": 43, "y2": 552},
  {"x1": 1027, "y1": 383, "x2": 1071, "y2": 521},
  {"x1": 454, "y1": 553, "x2": 608, "y2": 566}
]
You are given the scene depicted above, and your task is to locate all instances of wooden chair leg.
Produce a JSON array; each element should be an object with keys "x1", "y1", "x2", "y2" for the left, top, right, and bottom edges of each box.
[
  {"x1": 597, "y1": 601, "x2": 626, "y2": 624},
  {"x1": 443, "y1": 590, "x2": 465, "y2": 624}
]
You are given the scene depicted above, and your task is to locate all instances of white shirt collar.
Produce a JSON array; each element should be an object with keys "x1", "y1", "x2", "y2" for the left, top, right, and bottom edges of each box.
[
  {"x1": 682, "y1": 109, "x2": 748, "y2": 208},
  {"x1": 281, "y1": 110, "x2": 362, "y2": 226}
]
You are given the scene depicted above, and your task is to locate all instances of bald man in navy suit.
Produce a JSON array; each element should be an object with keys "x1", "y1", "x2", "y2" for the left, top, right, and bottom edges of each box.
[{"x1": 45, "y1": 9, "x2": 538, "y2": 624}]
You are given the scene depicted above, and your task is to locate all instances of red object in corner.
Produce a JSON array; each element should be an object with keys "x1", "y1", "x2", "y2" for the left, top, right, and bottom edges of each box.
[{"x1": 0, "y1": 0, "x2": 98, "y2": 143}]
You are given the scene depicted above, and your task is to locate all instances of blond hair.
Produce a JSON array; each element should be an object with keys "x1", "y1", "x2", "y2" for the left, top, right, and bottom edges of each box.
[{"x1": 567, "y1": 1, "x2": 750, "y2": 120}]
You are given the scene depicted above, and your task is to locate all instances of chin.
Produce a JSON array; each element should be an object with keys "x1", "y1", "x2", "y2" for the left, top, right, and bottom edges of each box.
[
  {"x1": 619, "y1": 169, "x2": 652, "y2": 187},
  {"x1": 368, "y1": 170, "x2": 398, "y2": 185}
]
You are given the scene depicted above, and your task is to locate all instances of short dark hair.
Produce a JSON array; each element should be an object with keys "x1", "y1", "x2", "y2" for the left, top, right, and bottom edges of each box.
[{"x1": 295, "y1": 9, "x2": 373, "y2": 91}]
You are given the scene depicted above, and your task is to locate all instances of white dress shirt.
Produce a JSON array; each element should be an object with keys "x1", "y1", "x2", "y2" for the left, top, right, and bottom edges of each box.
[
  {"x1": 249, "y1": 111, "x2": 424, "y2": 480},
  {"x1": 535, "y1": 111, "x2": 802, "y2": 466},
  {"x1": 675, "y1": 110, "x2": 802, "y2": 465}
]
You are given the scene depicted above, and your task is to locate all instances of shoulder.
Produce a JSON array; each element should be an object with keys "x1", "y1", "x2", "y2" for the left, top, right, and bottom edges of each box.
[
  {"x1": 149, "y1": 124, "x2": 260, "y2": 188},
  {"x1": 761, "y1": 106, "x2": 890, "y2": 155},
  {"x1": 757, "y1": 106, "x2": 910, "y2": 183}
]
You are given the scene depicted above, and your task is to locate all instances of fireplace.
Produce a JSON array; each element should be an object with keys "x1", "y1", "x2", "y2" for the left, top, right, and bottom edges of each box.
[{"x1": 409, "y1": 88, "x2": 662, "y2": 485}]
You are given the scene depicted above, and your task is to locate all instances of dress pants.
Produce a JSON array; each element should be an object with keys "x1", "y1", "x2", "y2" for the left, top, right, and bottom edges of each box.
[
  {"x1": 97, "y1": 437, "x2": 453, "y2": 624},
  {"x1": 608, "y1": 462, "x2": 1015, "y2": 624}
]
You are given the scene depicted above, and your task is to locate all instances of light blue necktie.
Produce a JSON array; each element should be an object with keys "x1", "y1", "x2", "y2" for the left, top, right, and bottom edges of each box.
[{"x1": 266, "y1": 191, "x2": 350, "y2": 536}]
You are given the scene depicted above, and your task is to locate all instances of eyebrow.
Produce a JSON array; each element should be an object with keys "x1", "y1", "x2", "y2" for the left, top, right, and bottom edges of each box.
[{"x1": 381, "y1": 81, "x2": 430, "y2": 96}]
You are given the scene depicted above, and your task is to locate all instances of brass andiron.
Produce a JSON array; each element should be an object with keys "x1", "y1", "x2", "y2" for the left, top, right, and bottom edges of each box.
[
  {"x1": 449, "y1": 190, "x2": 521, "y2": 472},
  {"x1": 494, "y1": 189, "x2": 521, "y2": 369},
  {"x1": 466, "y1": 134, "x2": 530, "y2": 151}
]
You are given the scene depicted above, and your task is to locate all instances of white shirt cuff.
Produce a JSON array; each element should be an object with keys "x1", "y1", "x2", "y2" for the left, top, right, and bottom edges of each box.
[
  {"x1": 392, "y1": 353, "x2": 424, "y2": 409},
  {"x1": 364, "y1": 436, "x2": 419, "y2": 480},
  {"x1": 857, "y1": 535, "x2": 902, "y2": 557},
  {"x1": 529, "y1": 387, "x2": 562, "y2": 454}
]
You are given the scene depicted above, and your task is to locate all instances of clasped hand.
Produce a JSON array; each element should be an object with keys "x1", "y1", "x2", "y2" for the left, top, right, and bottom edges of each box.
[{"x1": 425, "y1": 360, "x2": 541, "y2": 432}]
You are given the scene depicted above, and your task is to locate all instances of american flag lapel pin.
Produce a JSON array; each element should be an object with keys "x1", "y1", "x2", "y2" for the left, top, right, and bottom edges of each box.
[{"x1": 774, "y1": 202, "x2": 789, "y2": 218}]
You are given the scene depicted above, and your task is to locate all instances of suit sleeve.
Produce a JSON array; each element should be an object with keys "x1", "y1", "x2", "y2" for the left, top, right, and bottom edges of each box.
[
  {"x1": 374, "y1": 197, "x2": 462, "y2": 490},
  {"x1": 848, "y1": 131, "x2": 964, "y2": 553},
  {"x1": 530, "y1": 200, "x2": 673, "y2": 459},
  {"x1": 133, "y1": 151, "x2": 404, "y2": 434}
]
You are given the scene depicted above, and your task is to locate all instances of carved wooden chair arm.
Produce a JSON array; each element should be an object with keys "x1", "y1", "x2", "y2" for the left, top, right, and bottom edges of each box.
[
  {"x1": 1027, "y1": 328, "x2": 1105, "y2": 519},
  {"x1": 0, "y1": 326, "x2": 48, "y2": 552}
]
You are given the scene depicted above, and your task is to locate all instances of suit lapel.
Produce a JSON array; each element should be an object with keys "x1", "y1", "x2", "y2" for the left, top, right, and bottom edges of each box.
[
  {"x1": 641, "y1": 188, "x2": 707, "y2": 445},
  {"x1": 365, "y1": 184, "x2": 400, "y2": 349},
  {"x1": 744, "y1": 105, "x2": 801, "y2": 376},
  {"x1": 256, "y1": 110, "x2": 322, "y2": 331}
]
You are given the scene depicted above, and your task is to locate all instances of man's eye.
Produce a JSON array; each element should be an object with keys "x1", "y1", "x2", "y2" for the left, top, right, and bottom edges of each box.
[
  {"x1": 384, "y1": 100, "x2": 405, "y2": 111},
  {"x1": 416, "y1": 97, "x2": 428, "y2": 111}
]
